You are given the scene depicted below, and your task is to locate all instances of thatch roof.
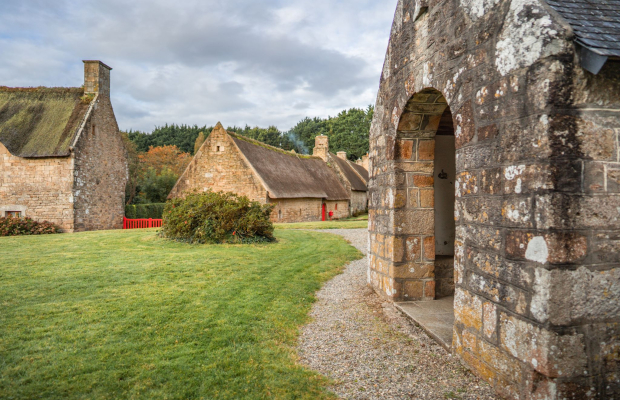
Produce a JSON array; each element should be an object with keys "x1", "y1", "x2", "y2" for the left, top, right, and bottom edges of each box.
[
  {"x1": 230, "y1": 133, "x2": 350, "y2": 200},
  {"x1": 0, "y1": 87, "x2": 91, "y2": 158},
  {"x1": 331, "y1": 154, "x2": 368, "y2": 192},
  {"x1": 349, "y1": 161, "x2": 369, "y2": 184}
]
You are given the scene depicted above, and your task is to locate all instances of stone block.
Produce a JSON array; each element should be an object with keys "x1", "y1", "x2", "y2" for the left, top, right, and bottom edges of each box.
[
  {"x1": 592, "y1": 231, "x2": 620, "y2": 263},
  {"x1": 478, "y1": 124, "x2": 498, "y2": 142},
  {"x1": 483, "y1": 302, "x2": 498, "y2": 340},
  {"x1": 535, "y1": 193, "x2": 620, "y2": 230},
  {"x1": 505, "y1": 231, "x2": 588, "y2": 265},
  {"x1": 501, "y1": 196, "x2": 534, "y2": 227},
  {"x1": 418, "y1": 139, "x2": 435, "y2": 161},
  {"x1": 396, "y1": 139, "x2": 414, "y2": 160},
  {"x1": 398, "y1": 112, "x2": 423, "y2": 131},
  {"x1": 456, "y1": 171, "x2": 478, "y2": 197},
  {"x1": 499, "y1": 313, "x2": 587, "y2": 377},
  {"x1": 424, "y1": 280, "x2": 435, "y2": 298},
  {"x1": 419, "y1": 189, "x2": 434, "y2": 208},
  {"x1": 403, "y1": 280, "x2": 424, "y2": 300},
  {"x1": 480, "y1": 168, "x2": 502, "y2": 195},
  {"x1": 455, "y1": 100, "x2": 475, "y2": 149},
  {"x1": 454, "y1": 288, "x2": 483, "y2": 331},
  {"x1": 394, "y1": 209, "x2": 434, "y2": 235},
  {"x1": 412, "y1": 174, "x2": 434, "y2": 187},
  {"x1": 405, "y1": 236, "x2": 421, "y2": 261},
  {"x1": 390, "y1": 262, "x2": 434, "y2": 279},
  {"x1": 423, "y1": 236, "x2": 435, "y2": 260}
]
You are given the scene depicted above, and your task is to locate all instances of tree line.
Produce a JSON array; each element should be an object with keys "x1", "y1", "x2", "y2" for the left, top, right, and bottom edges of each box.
[{"x1": 124, "y1": 106, "x2": 374, "y2": 205}]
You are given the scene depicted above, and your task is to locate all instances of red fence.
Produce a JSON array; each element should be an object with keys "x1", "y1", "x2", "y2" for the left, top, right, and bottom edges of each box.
[{"x1": 123, "y1": 217, "x2": 163, "y2": 229}]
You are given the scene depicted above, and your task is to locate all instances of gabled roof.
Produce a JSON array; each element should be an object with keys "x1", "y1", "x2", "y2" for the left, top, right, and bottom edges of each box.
[
  {"x1": 546, "y1": 0, "x2": 620, "y2": 58},
  {"x1": 330, "y1": 154, "x2": 368, "y2": 192},
  {"x1": 230, "y1": 133, "x2": 350, "y2": 200},
  {"x1": 0, "y1": 87, "x2": 92, "y2": 158},
  {"x1": 350, "y1": 161, "x2": 369, "y2": 184}
]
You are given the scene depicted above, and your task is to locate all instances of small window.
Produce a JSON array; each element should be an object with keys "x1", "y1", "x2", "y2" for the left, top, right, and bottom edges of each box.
[
  {"x1": 216, "y1": 146, "x2": 220, "y2": 152},
  {"x1": 6, "y1": 211, "x2": 21, "y2": 218},
  {"x1": 92, "y1": 124, "x2": 96, "y2": 136},
  {"x1": 278, "y1": 210, "x2": 282, "y2": 220},
  {"x1": 335, "y1": 204, "x2": 338, "y2": 210}
]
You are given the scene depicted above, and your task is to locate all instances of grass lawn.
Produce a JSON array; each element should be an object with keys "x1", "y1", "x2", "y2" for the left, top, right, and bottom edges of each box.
[
  {"x1": 0, "y1": 228, "x2": 361, "y2": 399},
  {"x1": 274, "y1": 219, "x2": 368, "y2": 230}
]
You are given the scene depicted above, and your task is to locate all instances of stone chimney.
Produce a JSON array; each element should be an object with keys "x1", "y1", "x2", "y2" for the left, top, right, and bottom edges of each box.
[
  {"x1": 83, "y1": 60, "x2": 112, "y2": 96},
  {"x1": 337, "y1": 151, "x2": 347, "y2": 160},
  {"x1": 362, "y1": 153, "x2": 369, "y2": 170},
  {"x1": 313, "y1": 135, "x2": 329, "y2": 162}
]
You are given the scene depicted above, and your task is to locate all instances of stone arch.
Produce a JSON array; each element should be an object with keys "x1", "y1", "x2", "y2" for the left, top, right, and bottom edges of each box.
[{"x1": 386, "y1": 87, "x2": 456, "y2": 301}]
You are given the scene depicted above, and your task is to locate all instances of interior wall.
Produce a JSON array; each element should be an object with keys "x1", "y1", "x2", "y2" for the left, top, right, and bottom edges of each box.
[{"x1": 434, "y1": 135, "x2": 455, "y2": 256}]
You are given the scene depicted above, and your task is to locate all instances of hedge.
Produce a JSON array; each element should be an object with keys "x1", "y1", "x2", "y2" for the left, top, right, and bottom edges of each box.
[{"x1": 125, "y1": 203, "x2": 166, "y2": 219}]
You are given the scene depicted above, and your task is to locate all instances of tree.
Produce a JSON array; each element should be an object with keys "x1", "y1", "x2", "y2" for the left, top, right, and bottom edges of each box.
[
  {"x1": 139, "y1": 145, "x2": 191, "y2": 177},
  {"x1": 120, "y1": 131, "x2": 141, "y2": 205}
]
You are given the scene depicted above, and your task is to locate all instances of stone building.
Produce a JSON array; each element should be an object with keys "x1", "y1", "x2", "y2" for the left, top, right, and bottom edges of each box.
[
  {"x1": 168, "y1": 123, "x2": 356, "y2": 222},
  {"x1": 312, "y1": 135, "x2": 369, "y2": 215},
  {"x1": 0, "y1": 60, "x2": 128, "y2": 232},
  {"x1": 368, "y1": 0, "x2": 619, "y2": 398}
]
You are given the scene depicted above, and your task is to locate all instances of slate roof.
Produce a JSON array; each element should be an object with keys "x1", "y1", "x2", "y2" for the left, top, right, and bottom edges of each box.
[
  {"x1": 0, "y1": 87, "x2": 91, "y2": 158},
  {"x1": 331, "y1": 155, "x2": 368, "y2": 192},
  {"x1": 230, "y1": 133, "x2": 350, "y2": 200},
  {"x1": 546, "y1": 0, "x2": 620, "y2": 57}
]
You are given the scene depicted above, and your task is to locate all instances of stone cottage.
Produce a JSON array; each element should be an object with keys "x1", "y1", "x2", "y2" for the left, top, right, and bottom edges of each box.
[
  {"x1": 312, "y1": 135, "x2": 369, "y2": 215},
  {"x1": 368, "y1": 0, "x2": 619, "y2": 398},
  {"x1": 0, "y1": 60, "x2": 128, "y2": 232},
  {"x1": 168, "y1": 123, "x2": 354, "y2": 222}
]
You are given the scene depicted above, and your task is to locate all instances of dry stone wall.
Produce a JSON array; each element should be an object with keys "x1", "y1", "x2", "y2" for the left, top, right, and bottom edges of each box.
[{"x1": 368, "y1": 0, "x2": 620, "y2": 398}]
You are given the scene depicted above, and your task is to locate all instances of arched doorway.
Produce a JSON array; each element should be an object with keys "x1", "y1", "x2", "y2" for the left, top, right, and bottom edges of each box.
[{"x1": 390, "y1": 88, "x2": 455, "y2": 348}]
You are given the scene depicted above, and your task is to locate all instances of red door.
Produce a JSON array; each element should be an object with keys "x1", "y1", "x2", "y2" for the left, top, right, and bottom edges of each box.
[{"x1": 322, "y1": 203, "x2": 326, "y2": 221}]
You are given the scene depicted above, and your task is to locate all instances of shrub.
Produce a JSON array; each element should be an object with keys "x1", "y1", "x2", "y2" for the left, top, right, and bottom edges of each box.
[
  {"x1": 161, "y1": 191, "x2": 275, "y2": 244},
  {"x1": 0, "y1": 216, "x2": 60, "y2": 236},
  {"x1": 125, "y1": 203, "x2": 166, "y2": 219}
]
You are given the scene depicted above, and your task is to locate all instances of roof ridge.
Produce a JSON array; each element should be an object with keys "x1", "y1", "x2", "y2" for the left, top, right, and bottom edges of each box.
[
  {"x1": 227, "y1": 131, "x2": 317, "y2": 159},
  {"x1": 0, "y1": 86, "x2": 83, "y2": 93}
]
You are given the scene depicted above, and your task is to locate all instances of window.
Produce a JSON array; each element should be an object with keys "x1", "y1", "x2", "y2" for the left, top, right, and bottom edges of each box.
[
  {"x1": 6, "y1": 211, "x2": 21, "y2": 218},
  {"x1": 278, "y1": 210, "x2": 282, "y2": 220},
  {"x1": 216, "y1": 146, "x2": 220, "y2": 152},
  {"x1": 335, "y1": 204, "x2": 338, "y2": 210},
  {"x1": 92, "y1": 124, "x2": 96, "y2": 136}
]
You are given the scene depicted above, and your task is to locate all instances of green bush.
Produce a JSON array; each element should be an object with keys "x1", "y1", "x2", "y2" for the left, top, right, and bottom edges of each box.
[
  {"x1": 161, "y1": 191, "x2": 275, "y2": 244},
  {"x1": 0, "y1": 217, "x2": 60, "y2": 236},
  {"x1": 125, "y1": 203, "x2": 166, "y2": 219}
]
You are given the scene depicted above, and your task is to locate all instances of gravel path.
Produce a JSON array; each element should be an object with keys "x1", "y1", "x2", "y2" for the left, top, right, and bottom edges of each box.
[{"x1": 298, "y1": 229, "x2": 498, "y2": 400}]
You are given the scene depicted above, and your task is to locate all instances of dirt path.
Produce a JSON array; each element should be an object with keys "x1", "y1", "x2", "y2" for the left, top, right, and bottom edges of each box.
[{"x1": 297, "y1": 229, "x2": 497, "y2": 400}]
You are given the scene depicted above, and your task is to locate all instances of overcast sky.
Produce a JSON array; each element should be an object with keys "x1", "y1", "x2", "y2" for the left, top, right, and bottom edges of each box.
[{"x1": 0, "y1": 0, "x2": 397, "y2": 132}]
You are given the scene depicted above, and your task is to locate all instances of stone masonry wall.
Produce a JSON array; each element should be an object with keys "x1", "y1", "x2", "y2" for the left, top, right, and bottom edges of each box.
[
  {"x1": 0, "y1": 142, "x2": 74, "y2": 231},
  {"x1": 368, "y1": 0, "x2": 620, "y2": 398},
  {"x1": 72, "y1": 95, "x2": 127, "y2": 231},
  {"x1": 269, "y1": 198, "x2": 323, "y2": 222},
  {"x1": 350, "y1": 190, "x2": 368, "y2": 215}
]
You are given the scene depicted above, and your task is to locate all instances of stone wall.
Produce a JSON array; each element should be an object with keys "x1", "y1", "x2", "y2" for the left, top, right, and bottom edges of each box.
[
  {"x1": 368, "y1": 0, "x2": 620, "y2": 398},
  {"x1": 168, "y1": 126, "x2": 269, "y2": 203},
  {"x1": 325, "y1": 199, "x2": 350, "y2": 220},
  {"x1": 350, "y1": 190, "x2": 368, "y2": 215},
  {"x1": 269, "y1": 198, "x2": 322, "y2": 222},
  {"x1": 0, "y1": 142, "x2": 74, "y2": 231},
  {"x1": 72, "y1": 95, "x2": 127, "y2": 231}
]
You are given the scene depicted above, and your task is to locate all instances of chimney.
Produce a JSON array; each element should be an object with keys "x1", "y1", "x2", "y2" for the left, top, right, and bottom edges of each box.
[
  {"x1": 337, "y1": 151, "x2": 347, "y2": 160},
  {"x1": 362, "y1": 153, "x2": 369, "y2": 170},
  {"x1": 83, "y1": 60, "x2": 112, "y2": 96},
  {"x1": 313, "y1": 135, "x2": 329, "y2": 162}
]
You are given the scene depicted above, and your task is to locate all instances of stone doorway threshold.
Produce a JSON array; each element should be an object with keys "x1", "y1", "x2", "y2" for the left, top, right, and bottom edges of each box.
[{"x1": 395, "y1": 296, "x2": 454, "y2": 351}]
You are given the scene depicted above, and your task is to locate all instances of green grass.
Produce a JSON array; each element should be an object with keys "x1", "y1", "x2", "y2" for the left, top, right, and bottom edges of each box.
[
  {"x1": 0, "y1": 228, "x2": 361, "y2": 399},
  {"x1": 274, "y1": 219, "x2": 368, "y2": 230}
]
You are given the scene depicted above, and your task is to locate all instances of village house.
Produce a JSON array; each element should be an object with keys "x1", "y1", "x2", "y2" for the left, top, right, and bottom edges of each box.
[
  {"x1": 311, "y1": 135, "x2": 369, "y2": 215},
  {"x1": 0, "y1": 60, "x2": 128, "y2": 232},
  {"x1": 368, "y1": 0, "x2": 620, "y2": 398},
  {"x1": 168, "y1": 123, "x2": 368, "y2": 222}
]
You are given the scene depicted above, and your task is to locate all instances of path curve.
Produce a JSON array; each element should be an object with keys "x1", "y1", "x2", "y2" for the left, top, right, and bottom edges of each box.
[{"x1": 297, "y1": 228, "x2": 497, "y2": 400}]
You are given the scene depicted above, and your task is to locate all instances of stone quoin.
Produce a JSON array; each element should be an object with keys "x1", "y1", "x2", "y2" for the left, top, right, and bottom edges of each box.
[{"x1": 368, "y1": 0, "x2": 620, "y2": 398}]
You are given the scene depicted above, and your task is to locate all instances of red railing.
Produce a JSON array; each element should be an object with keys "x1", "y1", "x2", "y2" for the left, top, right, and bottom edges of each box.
[{"x1": 123, "y1": 217, "x2": 163, "y2": 229}]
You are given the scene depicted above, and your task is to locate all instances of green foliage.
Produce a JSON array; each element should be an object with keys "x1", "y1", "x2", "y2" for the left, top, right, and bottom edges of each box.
[
  {"x1": 287, "y1": 105, "x2": 374, "y2": 160},
  {"x1": 0, "y1": 216, "x2": 60, "y2": 236},
  {"x1": 136, "y1": 167, "x2": 179, "y2": 204},
  {"x1": 127, "y1": 124, "x2": 213, "y2": 154},
  {"x1": 0, "y1": 228, "x2": 361, "y2": 399},
  {"x1": 125, "y1": 203, "x2": 166, "y2": 219},
  {"x1": 161, "y1": 191, "x2": 275, "y2": 244}
]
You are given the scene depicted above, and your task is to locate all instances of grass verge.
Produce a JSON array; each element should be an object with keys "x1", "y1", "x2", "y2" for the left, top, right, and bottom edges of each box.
[
  {"x1": 0, "y1": 228, "x2": 361, "y2": 399},
  {"x1": 274, "y1": 220, "x2": 368, "y2": 230}
]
